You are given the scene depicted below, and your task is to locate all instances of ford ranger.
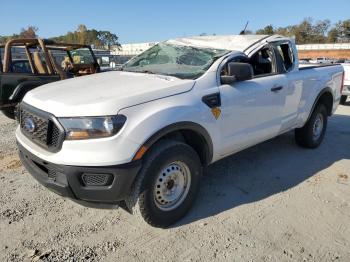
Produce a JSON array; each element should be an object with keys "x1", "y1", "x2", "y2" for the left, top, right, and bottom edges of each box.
[{"x1": 16, "y1": 35, "x2": 344, "y2": 227}]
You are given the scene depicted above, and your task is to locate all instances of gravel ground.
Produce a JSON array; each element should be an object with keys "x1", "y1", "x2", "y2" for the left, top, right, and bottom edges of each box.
[{"x1": 0, "y1": 104, "x2": 349, "y2": 262}]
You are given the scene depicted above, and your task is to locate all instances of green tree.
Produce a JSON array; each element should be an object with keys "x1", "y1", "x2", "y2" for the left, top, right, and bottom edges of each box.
[
  {"x1": 256, "y1": 25, "x2": 274, "y2": 35},
  {"x1": 19, "y1": 26, "x2": 38, "y2": 38},
  {"x1": 274, "y1": 26, "x2": 293, "y2": 37},
  {"x1": 255, "y1": 18, "x2": 346, "y2": 44},
  {"x1": 98, "y1": 31, "x2": 121, "y2": 50},
  {"x1": 335, "y1": 19, "x2": 350, "y2": 42},
  {"x1": 77, "y1": 24, "x2": 88, "y2": 44},
  {"x1": 50, "y1": 25, "x2": 121, "y2": 49},
  {"x1": 312, "y1": 19, "x2": 330, "y2": 43},
  {"x1": 327, "y1": 28, "x2": 339, "y2": 43}
]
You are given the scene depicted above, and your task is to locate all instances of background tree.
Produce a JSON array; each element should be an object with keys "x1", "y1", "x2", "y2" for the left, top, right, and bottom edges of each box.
[
  {"x1": 19, "y1": 26, "x2": 38, "y2": 38},
  {"x1": 51, "y1": 24, "x2": 121, "y2": 49},
  {"x1": 335, "y1": 19, "x2": 350, "y2": 42},
  {"x1": 312, "y1": 19, "x2": 331, "y2": 43},
  {"x1": 98, "y1": 31, "x2": 121, "y2": 50},
  {"x1": 255, "y1": 18, "x2": 350, "y2": 44},
  {"x1": 256, "y1": 25, "x2": 274, "y2": 35},
  {"x1": 327, "y1": 28, "x2": 339, "y2": 43}
]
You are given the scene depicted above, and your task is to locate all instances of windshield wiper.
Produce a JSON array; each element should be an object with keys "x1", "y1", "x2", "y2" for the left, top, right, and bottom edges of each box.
[
  {"x1": 140, "y1": 70, "x2": 155, "y2": 74},
  {"x1": 121, "y1": 69, "x2": 155, "y2": 75}
]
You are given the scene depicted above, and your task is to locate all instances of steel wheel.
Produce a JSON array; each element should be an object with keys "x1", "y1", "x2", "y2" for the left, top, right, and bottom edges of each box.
[
  {"x1": 153, "y1": 161, "x2": 191, "y2": 211},
  {"x1": 312, "y1": 113, "x2": 324, "y2": 141}
]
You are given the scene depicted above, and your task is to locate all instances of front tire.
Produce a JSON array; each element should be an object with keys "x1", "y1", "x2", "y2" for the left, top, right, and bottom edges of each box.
[
  {"x1": 340, "y1": 95, "x2": 347, "y2": 105},
  {"x1": 125, "y1": 140, "x2": 202, "y2": 228},
  {"x1": 295, "y1": 104, "x2": 328, "y2": 148}
]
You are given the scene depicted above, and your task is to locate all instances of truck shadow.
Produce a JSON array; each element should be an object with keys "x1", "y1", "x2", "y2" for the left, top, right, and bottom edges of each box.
[{"x1": 174, "y1": 113, "x2": 350, "y2": 227}]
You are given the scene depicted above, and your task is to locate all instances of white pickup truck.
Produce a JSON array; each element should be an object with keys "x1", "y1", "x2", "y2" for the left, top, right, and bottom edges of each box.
[
  {"x1": 341, "y1": 63, "x2": 350, "y2": 104},
  {"x1": 16, "y1": 35, "x2": 344, "y2": 227}
]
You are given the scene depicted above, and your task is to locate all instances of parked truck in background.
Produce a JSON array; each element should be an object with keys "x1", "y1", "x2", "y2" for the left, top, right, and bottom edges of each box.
[
  {"x1": 0, "y1": 38, "x2": 100, "y2": 119},
  {"x1": 310, "y1": 57, "x2": 334, "y2": 64},
  {"x1": 16, "y1": 35, "x2": 344, "y2": 227},
  {"x1": 340, "y1": 63, "x2": 350, "y2": 105}
]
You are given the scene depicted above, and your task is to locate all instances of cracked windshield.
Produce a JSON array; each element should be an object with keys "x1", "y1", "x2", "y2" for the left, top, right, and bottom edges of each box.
[{"x1": 122, "y1": 43, "x2": 229, "y2": 79}]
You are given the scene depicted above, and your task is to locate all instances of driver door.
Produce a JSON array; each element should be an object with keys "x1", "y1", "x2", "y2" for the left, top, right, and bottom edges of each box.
[{"x1": 218, "y1": 46, "x2": 288, "y2": 156}]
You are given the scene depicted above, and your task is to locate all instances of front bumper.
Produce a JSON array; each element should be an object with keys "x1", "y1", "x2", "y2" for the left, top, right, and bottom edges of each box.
[{"x1": 18, "y1": 142, "x2": 141, "y2": 207}]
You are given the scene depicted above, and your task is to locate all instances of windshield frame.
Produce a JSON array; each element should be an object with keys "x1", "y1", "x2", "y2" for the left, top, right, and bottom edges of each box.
[{"x1": 122, "y1": 43, "x2": 230, "y2": 80}]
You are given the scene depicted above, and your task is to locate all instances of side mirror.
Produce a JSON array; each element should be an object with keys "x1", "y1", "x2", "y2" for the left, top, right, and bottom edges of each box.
[{"x1": 220, "y1": 62, "x2": 254, "y2": 85}]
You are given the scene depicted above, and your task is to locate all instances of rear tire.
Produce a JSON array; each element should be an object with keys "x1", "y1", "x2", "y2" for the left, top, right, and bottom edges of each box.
[
  {"x1": 295, "y1": 104, "x2": 328, "y2": 148},
  {"x1": 125, "y1": 140, "x2": 202, "y2": 228},
  {"x1": 340, "y1": 95, "x2": 347, "y2": 105}
]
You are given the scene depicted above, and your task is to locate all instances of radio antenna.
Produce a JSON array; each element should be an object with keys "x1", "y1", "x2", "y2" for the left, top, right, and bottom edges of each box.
[{"x1": 239, "y1": 21, "x2": 249, "y2": 35}]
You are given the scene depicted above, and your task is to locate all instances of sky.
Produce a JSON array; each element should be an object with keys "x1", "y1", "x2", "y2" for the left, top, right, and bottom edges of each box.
[{"x1": 0, "y1": 0, "x2": 349, "y2": 44}]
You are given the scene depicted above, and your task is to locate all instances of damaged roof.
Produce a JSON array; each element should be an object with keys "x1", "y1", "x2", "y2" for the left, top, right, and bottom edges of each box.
[{"x1": 166, "y1": 35, "x2": 270, "y2": 52}]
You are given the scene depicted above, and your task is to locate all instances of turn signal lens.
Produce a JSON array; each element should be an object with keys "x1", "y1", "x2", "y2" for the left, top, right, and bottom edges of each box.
[{"x1": 133, "y1": 146, "x2": 148, "y2": 160}]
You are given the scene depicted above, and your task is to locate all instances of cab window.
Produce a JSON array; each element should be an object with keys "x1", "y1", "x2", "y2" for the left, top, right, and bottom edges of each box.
[
  {"x1": 274, "y1": 42, "x2": 295, "y2": 72},
  {"x1": 249, "y1": 46, "x2": 276, "y2": 77}
]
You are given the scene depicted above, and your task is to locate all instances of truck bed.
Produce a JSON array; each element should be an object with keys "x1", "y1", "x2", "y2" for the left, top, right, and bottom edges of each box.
[{"x1": 299, "y1": 63, "x2": 340, "y2": 70}]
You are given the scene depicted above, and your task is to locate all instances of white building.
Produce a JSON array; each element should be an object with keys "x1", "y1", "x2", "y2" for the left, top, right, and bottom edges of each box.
[
  {"x1": 112, "y1": 42, "x2": 158, "y2": 56},
  {"x1": 296, "y1": 43, "x2": 350, "y2": 50}
]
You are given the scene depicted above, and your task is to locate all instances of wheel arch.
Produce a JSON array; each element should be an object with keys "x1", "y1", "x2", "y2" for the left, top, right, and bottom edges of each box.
[
  {"x1": 307, "y1": 87, "x2": 334, "y2": 121},
  {"x1": 133, "y1": 121, "x2": 213, "y2": 166},
  {"x1": 9, "y1": 81, "x2": 45, "y2": 102}
]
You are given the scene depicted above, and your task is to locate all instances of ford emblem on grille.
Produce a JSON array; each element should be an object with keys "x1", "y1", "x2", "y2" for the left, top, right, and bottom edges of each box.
[{"x1": 24, "y1": 118, "x2": 36, "y2": 133}]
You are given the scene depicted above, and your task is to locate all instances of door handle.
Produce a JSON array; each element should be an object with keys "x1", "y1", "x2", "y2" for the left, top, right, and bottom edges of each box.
[{"x1": 271, "y1": 86, "x2": 283, "y2": 92}]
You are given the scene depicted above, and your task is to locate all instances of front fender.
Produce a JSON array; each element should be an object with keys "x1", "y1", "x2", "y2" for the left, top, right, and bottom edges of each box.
[{"x1": 118, "y1": 91, "x2": 220, "y2": 163}]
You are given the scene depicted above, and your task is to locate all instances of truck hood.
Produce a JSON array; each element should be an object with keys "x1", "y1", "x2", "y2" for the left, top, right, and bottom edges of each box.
[{"x1": 23, "y1": 71, "x2": 195, "y2": 117}]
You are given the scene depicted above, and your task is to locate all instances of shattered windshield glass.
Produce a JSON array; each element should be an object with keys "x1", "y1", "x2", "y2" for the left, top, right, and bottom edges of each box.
[{"x1": 122, "y1": 43, "x2": 230, "y2": 79}]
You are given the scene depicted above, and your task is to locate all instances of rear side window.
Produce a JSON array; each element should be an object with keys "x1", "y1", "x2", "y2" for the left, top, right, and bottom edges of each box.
[
  {"x1": 275, "y1": 42, "x2": 295, "y2": 72},
  {"x1": 11, "y1": 60, "x2": 32, "y2": 74}
]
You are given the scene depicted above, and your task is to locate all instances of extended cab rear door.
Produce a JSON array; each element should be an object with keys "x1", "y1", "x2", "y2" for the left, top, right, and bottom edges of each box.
[
  {"x1": 218, "y1": 44, "x2": 288, "y2": 156},
  {"x1": 269, "y1": 40, "x2": 301, "y2": 132}
]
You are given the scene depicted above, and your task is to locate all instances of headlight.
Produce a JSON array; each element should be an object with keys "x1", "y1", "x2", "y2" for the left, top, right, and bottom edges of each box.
[{"x1": 58, "y1": 115, "x2": 127, "y2": 140}]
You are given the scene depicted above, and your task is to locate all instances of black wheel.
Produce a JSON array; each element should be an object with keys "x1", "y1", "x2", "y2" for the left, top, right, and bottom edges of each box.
[
  {"x1": 340, "y1": 95, "x2": 347, "y2": 105},
  {"x1": 295, "y1": 104, "x2": 328, "y2": 148},
  {"x1": 125, "y1": 140, "x2": 202, "y2": 228}
]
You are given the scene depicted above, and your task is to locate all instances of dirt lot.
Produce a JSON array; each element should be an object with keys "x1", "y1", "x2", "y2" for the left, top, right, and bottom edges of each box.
[{"x1": 0, "y1": 104, "x2": 349, "y2": 262}]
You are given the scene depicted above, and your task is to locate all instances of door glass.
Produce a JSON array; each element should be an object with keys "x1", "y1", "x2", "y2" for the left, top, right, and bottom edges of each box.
[
  {"x1": 275, "y1": 43, "x2": 295, "y2": 72},
  {"x1": 250, "y1": 47, "x2": 276, "y2": 76}
]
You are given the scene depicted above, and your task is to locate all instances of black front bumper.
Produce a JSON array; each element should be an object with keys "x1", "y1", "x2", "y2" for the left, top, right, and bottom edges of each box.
[{"x1": 18, "y1": 143, "x2": 141, "y2": 207}]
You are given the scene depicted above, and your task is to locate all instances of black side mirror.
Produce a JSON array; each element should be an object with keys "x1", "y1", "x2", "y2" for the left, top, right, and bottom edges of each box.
[{"x1": 220, "y1": 62, "x2": 254, "y2": 85}]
